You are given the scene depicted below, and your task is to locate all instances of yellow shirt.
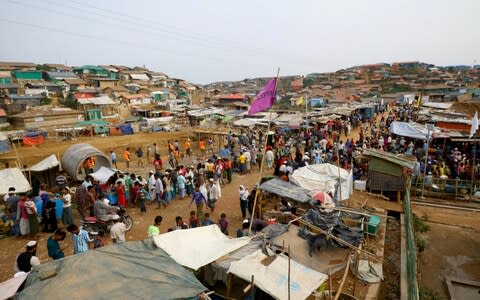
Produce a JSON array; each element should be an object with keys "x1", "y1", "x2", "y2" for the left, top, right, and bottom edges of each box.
[
  {"x1": 239, "y1": 154, "x2": 246, "y2": 164},
  {"x1": 184, "y1": 141, "x2": 191, "y2": 149},
  {"x1": 206, "y1": 162, "x2": 214, "y2": 172}
]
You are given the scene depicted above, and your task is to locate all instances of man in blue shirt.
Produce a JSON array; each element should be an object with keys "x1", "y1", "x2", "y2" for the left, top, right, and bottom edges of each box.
[
  {"x1": 47, "y1": 229, "x2": 67, "y2": 260},
  {"x1": 67, "y1": 224, "x2": 91, "y2": 254}
]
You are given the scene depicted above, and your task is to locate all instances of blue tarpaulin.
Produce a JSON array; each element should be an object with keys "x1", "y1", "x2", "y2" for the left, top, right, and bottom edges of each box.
[
  {"x1": 119, "y1": 124, "x2": 134, "y2": 135},
  {"x1": 0, "y1": 134, "x2": 11, "y2": 154}
]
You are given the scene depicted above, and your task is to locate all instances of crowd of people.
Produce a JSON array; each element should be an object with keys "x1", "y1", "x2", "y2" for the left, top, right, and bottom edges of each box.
[{"x1": 5, "y1": 103, "x2": 480, "y2": 280}]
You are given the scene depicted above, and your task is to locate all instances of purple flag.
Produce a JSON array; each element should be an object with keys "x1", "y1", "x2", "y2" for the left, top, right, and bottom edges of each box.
[{"x1": 248, "y1": 78, "x2": 277, "y2": 115}]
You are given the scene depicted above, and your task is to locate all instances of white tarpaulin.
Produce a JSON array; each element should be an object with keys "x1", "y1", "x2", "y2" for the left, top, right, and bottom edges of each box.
[
  {"x1": 0, "y1": 168, "x2": 31, "y2": 194},
  {"x1": 389, "y1": 121, "x2": 427, "y2": 140},
  {"x1": 228, "y1": 250, "x2": 328, "y2": 300},
  {"x1": 290, "y1": 164, "x2": 353, "y2": 200},
  {"x1": 0, "y1": 272, "x2": 28, "y2": 300},
  {"x1": 27, "y1": 154, "x2": 59, "y2": 172},
  {"x1": 90, "y1": 166, "x2": 116, "y2": 183},
  {"x1": 153, "y1": 225, "x2": 250, "y2": 270}
]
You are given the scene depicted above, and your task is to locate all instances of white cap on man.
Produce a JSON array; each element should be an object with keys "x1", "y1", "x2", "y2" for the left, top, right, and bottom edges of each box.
[
  {"x1": 112, "y1": 215, "x2": 120, "y2": 221},
  {"x1": 26, "y1": 241, "x2": 37, "y2": 247}
]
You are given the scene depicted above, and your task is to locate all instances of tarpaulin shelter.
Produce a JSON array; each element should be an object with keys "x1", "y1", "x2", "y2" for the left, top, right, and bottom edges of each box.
[
  {"x1": 389, "y1": 121, "x2": 427, "y2": 140},
  {"x1": 90, "y1": 166, "x2": 116, "y2": 183},
  {"x1": 362, "y1": 149, "x2": 415, "y2": 194},
  {"x1": 259, "y1": 178, "x2": 311, "y2": 203},
  {"x1": 25, "y1": 154, "x2": 60, "y2": 188},
  {"x1": 16, "y1": 240, "x2": 207, "y2": 300},
  {"x1": 61, "y1": 143, "x2": 111, "y2": 181},
  {"x1": 0, "y1": 168, "x2": 31, "y2": 195},
  {"x1": 228, "y1": 249, "x2": 328, "y2": 300},
  {"x1": 0, "y1": 133, "x2": 12, "y2": 154},
  {"x1": 153, "y1": 224, "x2": 250, "y2": 270},
  {"x1": 22, "y1": 131, "x2": 46, "y2": 146},
  {"x1": 118, "y1": 123, "x2": 134, "y2": 134},
  {"x1": 271, "y1": 225, "x2": 350, "y2": 274},
  {"x1": 290, "y1": 164, "x2": 353, "y2": 201}
]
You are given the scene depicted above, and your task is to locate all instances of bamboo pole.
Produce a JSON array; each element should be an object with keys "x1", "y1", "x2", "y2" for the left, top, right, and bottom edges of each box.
[
  {"x1": 328, "y1": 269, "x2": 333, "y2": 300},
  {"x1": 248, "y1": 68, "x2": 280, "y2": 235},
  {"x1": 353, "y1": 245, "x2": 362, "y2": 297},
  {"x1": 288, "y1": 245, "x2": 291, "y2": 300},
  {"x1": 333, "y1": 252, "x2": 353, "y2": 300}
]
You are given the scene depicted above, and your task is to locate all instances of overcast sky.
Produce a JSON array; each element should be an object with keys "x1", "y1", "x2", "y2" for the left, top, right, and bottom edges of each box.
[{"x1": 0, "y1": 0, "x2": 478, "y2": 83}]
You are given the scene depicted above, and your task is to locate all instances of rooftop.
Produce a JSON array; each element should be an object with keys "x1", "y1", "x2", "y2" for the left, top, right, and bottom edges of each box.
[{"x1": 11, "y1": 107, "x2": 83, "y2": 118}]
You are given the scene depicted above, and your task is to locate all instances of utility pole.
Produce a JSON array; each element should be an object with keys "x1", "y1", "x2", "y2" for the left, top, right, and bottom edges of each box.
[{"x1": 421, "y1": 123, "x2": 434, "y2": 198}]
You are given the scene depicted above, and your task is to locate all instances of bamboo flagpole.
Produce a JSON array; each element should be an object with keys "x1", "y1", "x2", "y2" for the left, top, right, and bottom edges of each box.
[{"x1": 248, "y1": 68, "x2": 280, "y2": 235}]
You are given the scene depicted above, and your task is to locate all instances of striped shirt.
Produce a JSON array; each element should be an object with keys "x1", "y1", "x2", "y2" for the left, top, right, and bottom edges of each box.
[{"x1": 72, "y1": 229, "x2": 90, "y2": 254}]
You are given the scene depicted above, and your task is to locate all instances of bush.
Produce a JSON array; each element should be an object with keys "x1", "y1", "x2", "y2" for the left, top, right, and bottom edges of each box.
[
  {"x1": 419, "y1": 287, "x2": 444, "y2": 300},
  {"x1": 417, "y1": 237, "x2": 426, "y2": 252},
  {"x1": 413, "y1": 214, "x2": 430, "y2": 233}
]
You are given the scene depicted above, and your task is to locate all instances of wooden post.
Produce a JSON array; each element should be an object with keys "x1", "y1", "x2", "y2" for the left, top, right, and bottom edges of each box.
[
  {"x1": 328, "y1": 269, "x2": 333, "y2": 300},
  {"x1": 333, "y1": 253, "x2": 353, "y2": 300},
  {"x1": 455, "y1": 179, "x2": 458, "y2": 201},
  {"x1": 288, "y1": 245, "x2": 291, "y2": 300},
  {"x1": 226, "y1": 273, "x2": 232, "y2": 298},
  {"x1": 397, "y1": 190, "x2": 401, "y2": 203},
  {"x1": 353, "y1": 245, "x2": 362, "y2": 297}
]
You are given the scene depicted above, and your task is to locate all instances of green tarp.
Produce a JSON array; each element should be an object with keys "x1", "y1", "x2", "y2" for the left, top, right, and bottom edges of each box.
[{"x1": 17, "y1": 240, "x2": 206, "y2": 300}]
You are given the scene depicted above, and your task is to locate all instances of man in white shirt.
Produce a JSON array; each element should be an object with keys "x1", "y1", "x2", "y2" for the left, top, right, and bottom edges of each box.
[
  {"x1": 243, "y1": 150, "x2": 251, "y2": 173},
  {"x1": 14, "y1": 241, "x2": 40, "y2": 273},
  {"x1": 147, "y1": 171, "x2": 156, "y2": 201},
  {"x1": 265, "y1": 149, "x2": 274, "y2": 169},
  {"x1": 110, "y1": 215, "x2": 126, "y2": 243}
]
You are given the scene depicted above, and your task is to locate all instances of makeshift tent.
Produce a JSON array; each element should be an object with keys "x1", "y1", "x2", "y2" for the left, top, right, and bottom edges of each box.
[
  {"x1": 0, "y1": 168, "x2": 31, "y2": 194},
  {"x1": 61, "y1": 143, "x2": 111, "y2": 181},
  {"x1": 153, "y1": 224, "x2": 250, "y2": 270},
  {"x1": 389, "y1": 121, "x2": 427, "y2": 140},
  {"x1": 271, "y1": 225, "x2": 349, "y2": 274},
  {"x1": 290, "y1": 164, "x2": 353, "y2": 201},
  {"x1": 25, "y1": 154, "x2": 60, "y2": 188},
  {"x1": 228, "y1": 250, "x2": 328, "y2": 300},
  {"x1": 26, "y1": 154, "x2": 59, "y2": 172},
  {"x1": 17, "y1": 240, "x2": 207, "y2": 300},
  {"x1": 0, "y1": 133, "x2": 12, "y2": 154},
  {"x1": 22, "y1": 134, "x2": 45, "y2": 146},
  {"x1": 90, "y1": 166, "x2": 116, "y2": 183},
  {"x1": 259, "y1": 178, "x2": 311, "y2": 203}
]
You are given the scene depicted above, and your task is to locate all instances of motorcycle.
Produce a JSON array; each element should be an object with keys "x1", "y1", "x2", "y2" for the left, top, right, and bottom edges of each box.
[{"x1": 81, "y1": 207, "x2": 133, "y2": 234}]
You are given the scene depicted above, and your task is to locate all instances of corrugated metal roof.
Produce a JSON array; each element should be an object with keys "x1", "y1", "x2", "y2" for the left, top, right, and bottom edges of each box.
[
  {"x1": 362, "y1": 149, "x2": 416, "y2": 169},
  {"x1": 46, "y1": 71, "x2": 77, "y2": 79},
  {"x1": 0, "y1": 83, "x2": 20, "y2": 88},
  {"x1": 7, "y1": 94, "x2": 44, "y2": 100},
  {"x1": 0, "y1": 71, "x2": 12, "y2": 77},
  {"x1": 77, "y1": 96, "x2": 116, "y2": 105},
  {"x1": 130, "y1": 73, "x2": 150, "y2": 81}
]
